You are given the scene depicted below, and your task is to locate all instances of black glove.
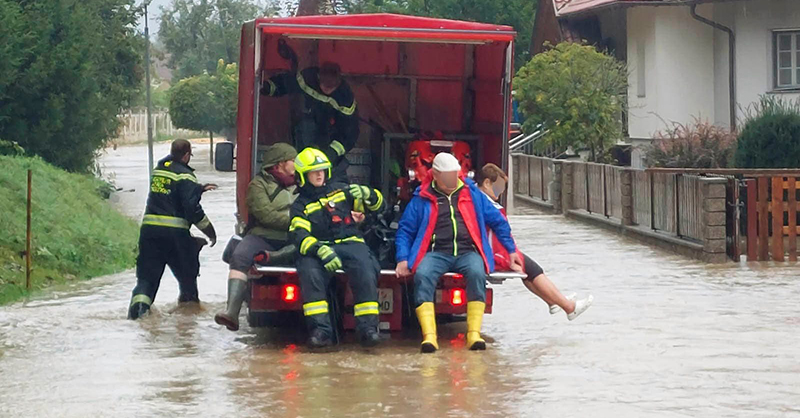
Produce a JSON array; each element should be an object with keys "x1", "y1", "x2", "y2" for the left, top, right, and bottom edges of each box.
[{"x1": 200, "y1": 223, "x2": 217, "y2": 247}]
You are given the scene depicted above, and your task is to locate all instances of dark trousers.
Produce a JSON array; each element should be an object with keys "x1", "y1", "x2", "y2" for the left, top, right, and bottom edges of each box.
[
  {"x1": 229, "y1": 235, "x2": 285, "y2": 273},
  {"x1": 130, "y1": 225, "x2": 201, "y2": 307},
  {"x1": 414, "y1": 251, "x2": 486, "y2": 306},
  {"x1": 296, "y1": 242, "x2": 380, "y2": 336}
]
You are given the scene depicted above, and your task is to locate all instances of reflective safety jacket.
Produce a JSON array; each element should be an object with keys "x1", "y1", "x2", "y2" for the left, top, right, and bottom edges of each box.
[
  {"x1": 289, "y1": 182, "x2": 384, "y2": 257},
  {"x1": 261, "y1": 67, "x2": 359, "y2": 166},
  {"x1": 142, "y1": 156, "x2": 210, "y2": 230}
]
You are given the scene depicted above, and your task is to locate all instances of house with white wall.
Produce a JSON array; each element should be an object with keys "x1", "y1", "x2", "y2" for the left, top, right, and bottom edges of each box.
[{"x1": 531, "y1": 0, "x2": 800, "y2": 167}]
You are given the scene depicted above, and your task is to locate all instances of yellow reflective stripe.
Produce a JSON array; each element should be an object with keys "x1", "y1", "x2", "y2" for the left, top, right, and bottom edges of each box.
[
  {"x1": 196, "y1": 215, "x2": 211, "y2": 229},
  {"x1": 299, "y1": 236, "x2": 318, "y2": 255},
  {"x1": 266, "y1": 79, "x2": 277, "y2": 96},
  {"x1": 290, "y1": 217, "x2": 312, "y2": 232},
  {"x1": 130, "y1": 294, "x2": 152, "y2": 307},
  {"x1": 305, "y1": 202, "x2": 323, "y2": 215},
  {"x1": 366, "y1": 190, "x2": 383, "y2": 212},
  {"x1": 142, "y1": 214, "x2": 190, "y2": 229},
  {"x1": 330, "y1": 140, "x2": 346, "y2": 156},
  {"x1": 296, "y1": 72, "x2": 357, "y2": 116},
  {"x1": 354, "y1": 301, "x2": 379, "y2": 316},
  {"x1": 152, "y1": 169, "x2": 198, "y2": 183},
  {"x1": 334, "y1": 236, "x2": 365, "y2": 244},
  {"x1": 303, "y1": 300, "x2": 329, "y2": 316},
  {"x1": 353, "y1": 199, "x2": 364, "y2": 213},
  {"x1": 332, "y1": 192, "x2": 346, "y2": 203}
]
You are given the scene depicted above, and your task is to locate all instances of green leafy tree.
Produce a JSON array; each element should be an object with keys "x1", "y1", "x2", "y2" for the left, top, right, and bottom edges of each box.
[
  {"x1": 169, "y1": 60, "x2": 238, "y2": 158},
  {"x1": 735, "y1": 95, "x2": 800, "y2": 168},
  {"x1": 158, "y1": 0, "x2": 277, "y2": 81},
  {"x1": 515, "y1": 42, "x2": 627, "y2": 162},
  {"x1": 0, "y1": 0, "x2": 143, "y2": 172},
  {"x1": 339, "y1": 0, "x2": 536, "y2": 66}
]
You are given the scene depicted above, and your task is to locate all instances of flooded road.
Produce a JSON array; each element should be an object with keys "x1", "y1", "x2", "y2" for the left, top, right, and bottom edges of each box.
[{"x1": 1, "y1": 143, "x2": 800, "y2": 417}]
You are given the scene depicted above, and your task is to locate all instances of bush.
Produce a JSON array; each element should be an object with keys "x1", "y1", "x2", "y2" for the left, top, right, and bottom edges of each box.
[
  {"x1": 515, "y1": 42, "x2": 627, "y2": 162},
  {"x1": 169, "y1": 59, "x2": 237, "y2": 135},
  {"x1": 647, "y1": 119, "x2": 736, "y2": 168},
  {"x1": 735, "y1": 95, "x2": 800, "y2": 168},
  {"x1": 0, "y1": 139, "x2": 24, "y2": 156}
]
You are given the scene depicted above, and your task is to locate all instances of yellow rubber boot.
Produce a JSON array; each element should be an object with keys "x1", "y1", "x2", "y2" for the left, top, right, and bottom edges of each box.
[
  {"x1": 466, "y1": 301, "x2": 486, "y2": 351},
  {"x1": 415, "y1": 302, "x2": 439, "y2": 353}
]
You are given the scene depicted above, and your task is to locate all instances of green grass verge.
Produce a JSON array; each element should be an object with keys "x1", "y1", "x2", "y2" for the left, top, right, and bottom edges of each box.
[{"x1": 0, "y1": 155, "x2": 139, "y2": 305}]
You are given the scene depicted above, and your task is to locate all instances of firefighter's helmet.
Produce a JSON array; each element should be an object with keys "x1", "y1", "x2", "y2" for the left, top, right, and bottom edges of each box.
[{"x1": 295, "y1": 147, "x2": 332, "y2": 187}]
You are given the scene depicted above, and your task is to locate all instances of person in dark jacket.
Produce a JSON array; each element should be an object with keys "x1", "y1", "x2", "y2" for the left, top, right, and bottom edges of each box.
[
  {"x1": 395, "y1": 153, "x2": 522, "y2": 353},
  {"x1": 261, "y1": 41, "x2": 358, "y2": 182},
  {"x1": 290, "y1": 147, "x2": 384, "y2": 348},
  {"x1": 215, "y1": 143, "x2": 298, "y2": 331},
  {"x1": 128, "y1": 139, "x2": 217, "y2": 320}
]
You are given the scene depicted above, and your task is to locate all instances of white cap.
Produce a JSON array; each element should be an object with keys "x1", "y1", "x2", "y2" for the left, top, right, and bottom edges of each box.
[{"x1": 432, "y1": 152, "x2": 461, "y2": 172}]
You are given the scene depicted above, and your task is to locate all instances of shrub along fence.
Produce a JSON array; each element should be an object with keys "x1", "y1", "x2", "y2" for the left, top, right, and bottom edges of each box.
[{"x1": 511, "y1": 154, "x2": 728, "y2": 263}]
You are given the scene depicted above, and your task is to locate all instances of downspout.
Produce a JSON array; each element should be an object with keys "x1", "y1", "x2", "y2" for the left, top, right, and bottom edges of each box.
[{"x1": 690, "y1": 4, "x2": 736, "y2": 130}]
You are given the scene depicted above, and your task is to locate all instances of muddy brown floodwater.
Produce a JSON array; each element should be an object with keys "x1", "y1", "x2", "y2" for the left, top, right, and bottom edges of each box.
[{"x1": 1, "y1": 143, "x2": 799, "y2": 417}]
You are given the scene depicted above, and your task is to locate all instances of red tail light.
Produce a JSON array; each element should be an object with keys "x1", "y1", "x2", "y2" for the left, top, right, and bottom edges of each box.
[
  {"x1": 451, "y1": 289, "x2": 465, "y2": 306},
  {"x1": 282, "y1": 284, "x2": 298, "y2": 302},
  {"x1": 452, "y1": 273, "x2": 463, "y2": 280}
]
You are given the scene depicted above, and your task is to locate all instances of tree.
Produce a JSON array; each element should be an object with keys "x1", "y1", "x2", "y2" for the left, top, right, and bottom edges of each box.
[
  {"x1": 158, "y1": 0, "x2": 277, "y2": 81},
  {"x1": 514, "y1": 42, "x2": 627, "y2": 162},
  {"x1": 735, "y1": 95, "x2": 800, "y2": 168},
  {"x1": 0, "y1": 0, "x2": 143, "y2": 172},
  {"x1": 339, "y1": 0, "x2": 537, "y2": 66},
  {"x1": 169, "y1": 60, "x2": 238, "y2": 161}
]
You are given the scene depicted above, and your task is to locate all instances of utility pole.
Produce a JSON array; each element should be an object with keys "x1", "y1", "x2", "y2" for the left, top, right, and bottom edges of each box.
[{"x1": 144, "y1": 0, "x2": 154, "y2": 178}]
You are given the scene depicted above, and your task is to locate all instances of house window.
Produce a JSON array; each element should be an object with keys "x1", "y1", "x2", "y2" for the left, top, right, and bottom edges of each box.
[{"x1": 775, "y1": 31, "x2": 800, "y2": 89}]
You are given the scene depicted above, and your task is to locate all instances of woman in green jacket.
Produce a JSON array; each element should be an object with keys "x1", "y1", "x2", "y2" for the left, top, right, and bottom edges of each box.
[{"x1": 215, "y1": 143, "x2": 297, "y2": 331}]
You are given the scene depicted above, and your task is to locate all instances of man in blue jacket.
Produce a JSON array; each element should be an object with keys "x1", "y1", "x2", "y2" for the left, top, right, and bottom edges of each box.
[{"x1": 395, "y1": 153, "x2": 522, "y2": 353}]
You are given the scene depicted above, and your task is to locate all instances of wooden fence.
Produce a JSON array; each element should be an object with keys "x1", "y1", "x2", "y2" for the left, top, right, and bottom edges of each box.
[
  {"x1": 511, "y1": 154, "x2": 725, "y2": 262},
  {"x1": 745, "y1": 177, "x2": 800, "y2": 261}
]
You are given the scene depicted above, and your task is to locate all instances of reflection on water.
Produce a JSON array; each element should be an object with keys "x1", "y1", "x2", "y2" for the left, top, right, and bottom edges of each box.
[{"x1": 0, "y1": 144, "x2": 799, "y2": 417}]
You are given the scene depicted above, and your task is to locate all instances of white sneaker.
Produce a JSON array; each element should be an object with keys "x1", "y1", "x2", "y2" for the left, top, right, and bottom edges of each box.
[
  {"x1": 549, "y1": 293, "x2": 577, "y2": 315},
  {"x1": 567, "y1": 295, "x2": 593, "y2": 321}
]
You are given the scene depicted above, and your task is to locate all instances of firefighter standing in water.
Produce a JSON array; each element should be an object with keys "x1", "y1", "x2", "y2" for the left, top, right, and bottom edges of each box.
[
  {"x1": 290, "y1": 148, "x2": 384, "y2": 348},
  {"x1": 261, "y1": 40, "x2": 358, "y2": 182},
  {"x1": 128, "y1": 139, "x2": 217, "y2": 320}
]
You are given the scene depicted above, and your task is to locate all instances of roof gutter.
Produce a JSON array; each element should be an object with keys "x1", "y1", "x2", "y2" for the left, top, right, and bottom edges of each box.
[{"x1": 690, "y1": 3, "x2": 736, "y2": 130}]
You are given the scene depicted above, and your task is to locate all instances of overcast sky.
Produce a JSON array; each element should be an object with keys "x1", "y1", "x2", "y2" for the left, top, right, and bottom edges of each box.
[{"x1": 137, "y1": 0, "x2": 173, "y2": 36}]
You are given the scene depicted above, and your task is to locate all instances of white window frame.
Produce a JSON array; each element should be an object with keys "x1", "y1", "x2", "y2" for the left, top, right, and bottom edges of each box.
[{"x1": 774, "y1": 30, "x2": 800, "y2": 90}]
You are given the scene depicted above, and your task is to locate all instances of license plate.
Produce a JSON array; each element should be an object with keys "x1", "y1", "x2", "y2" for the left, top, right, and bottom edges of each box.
[{"x1": 378, "y1": 288, "x2": 393, "y2": 314}]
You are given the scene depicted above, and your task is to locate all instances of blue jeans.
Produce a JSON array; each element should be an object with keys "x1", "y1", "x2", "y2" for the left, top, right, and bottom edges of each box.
[{"x1": 414, "y1": 251, "x2": 486, "y2": 306}]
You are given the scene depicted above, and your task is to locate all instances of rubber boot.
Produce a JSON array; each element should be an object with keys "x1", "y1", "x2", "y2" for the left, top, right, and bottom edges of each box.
[
  {"x1": 127, "y1": 302, "x2": 151, "y2": 320},
  {"x1": 254, "y1": 245, "x2": 297, "y2": 266},
  {"x1": 466, "y1": 301, "x2": 486, "y2": 351},
  {"x1": 356, "y1": 314, "x2": 381, "y2": 348},
  {"x1": 306, "y1": 313, "x2": 334, "y2": 349},
  {"x1": 415, "y1": 302, "x2": 439, "y2": 353},
  {"x1": 214, "y1": 279, "x2": 249, "y2": 331}
]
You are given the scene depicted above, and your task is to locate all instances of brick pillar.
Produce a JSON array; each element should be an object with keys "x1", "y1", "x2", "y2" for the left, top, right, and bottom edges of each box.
[
  {"x1": 561, "y1": 161, "x2": 574, "y2": 213},
  {"x1": 701, "y1": 178, "x2": 728, "y2": 263},
  {"x1": 550, "y1": 160, "x2": 563, "y2": 213},
  {"x1": 621, "y1": 168, "x2": 634, "y2": 226}
]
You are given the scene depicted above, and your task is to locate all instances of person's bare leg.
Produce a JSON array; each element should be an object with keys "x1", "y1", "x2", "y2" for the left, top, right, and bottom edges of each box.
[
  {"x1": 521, "y1": 276, "x2": 552, "y2": 307},
  {"x1": 525, "y1": 274, "x2": 576, "y2": 313}
]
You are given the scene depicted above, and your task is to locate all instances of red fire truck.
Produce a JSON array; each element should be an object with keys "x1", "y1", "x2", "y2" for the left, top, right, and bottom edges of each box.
[{"x1": 215, "y1": 13, "x2": 522, "y2": 332}]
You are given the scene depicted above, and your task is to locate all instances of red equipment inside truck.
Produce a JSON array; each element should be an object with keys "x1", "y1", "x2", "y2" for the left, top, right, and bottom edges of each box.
[{"x1": 219, "y1": 13, "x2": 520, "y2": 333}]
